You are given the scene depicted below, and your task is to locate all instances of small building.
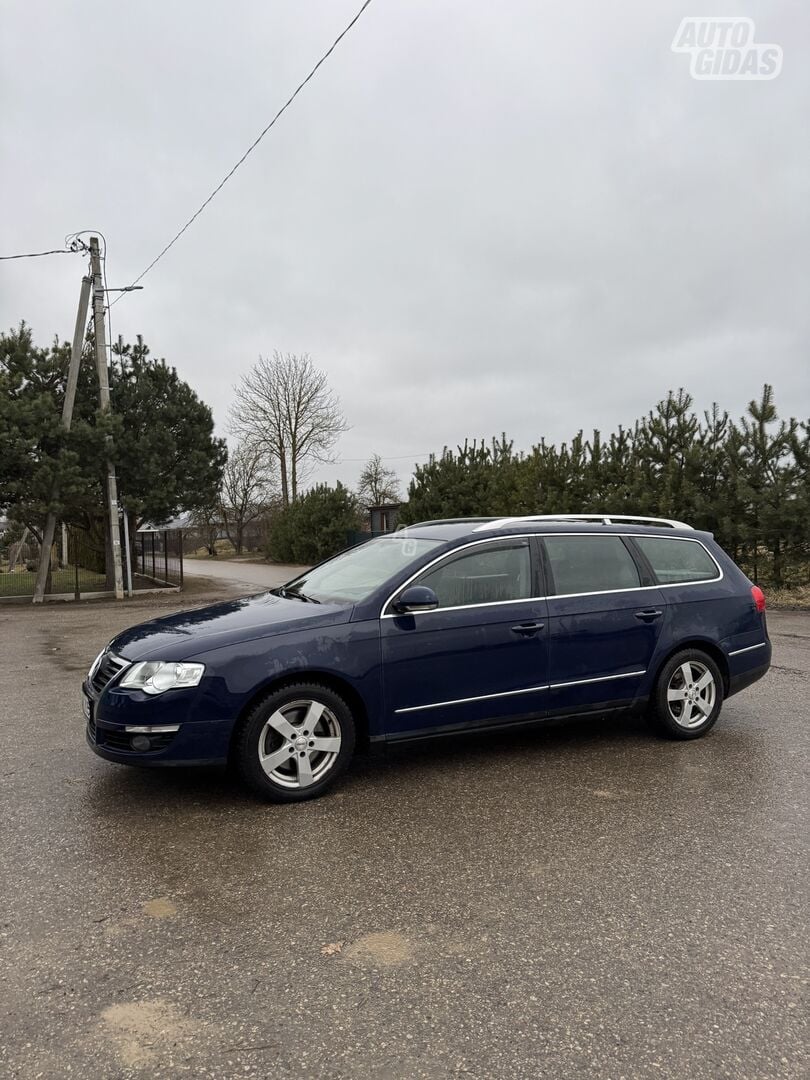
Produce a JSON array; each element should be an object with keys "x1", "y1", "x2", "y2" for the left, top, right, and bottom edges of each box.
[{"x1": 367, "y1": 504, "x2": 401, "y2": 534}]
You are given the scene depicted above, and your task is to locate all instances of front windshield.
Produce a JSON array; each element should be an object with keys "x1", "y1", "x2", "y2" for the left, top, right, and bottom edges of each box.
[{"x1": 281, "y1": 536, "x2": 443, "y2": 604}]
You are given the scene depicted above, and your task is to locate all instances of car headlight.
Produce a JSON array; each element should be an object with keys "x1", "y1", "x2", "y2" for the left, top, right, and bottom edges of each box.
[{"x1": 118, "y1": 661, "x2": 205, "y2": 695}]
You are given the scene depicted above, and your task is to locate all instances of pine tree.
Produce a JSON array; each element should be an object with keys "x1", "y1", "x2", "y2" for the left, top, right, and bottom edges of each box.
[
  {"x1": 396, "y1": 384, "x2": 809, "y2": 587},
  {"x1": 0, "y1": 324, "x2": 227, "y2": 555}
]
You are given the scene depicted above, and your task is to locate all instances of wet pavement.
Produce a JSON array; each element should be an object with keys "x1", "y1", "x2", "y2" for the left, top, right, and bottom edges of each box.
[{"x1": 0, "y1": 590, "x2": 807, "y2": 1079}]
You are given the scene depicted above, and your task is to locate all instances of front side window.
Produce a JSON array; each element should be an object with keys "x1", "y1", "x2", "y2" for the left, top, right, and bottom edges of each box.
[
  {"x1": 633, "y1": 536, "x2": 719, "y2": 584},
  {"x1": 414, "y1": 541, "x2": 532, "y2": 609},
  {"x1": 544, "y1": 535, "x2": 640, "y2": 595}
]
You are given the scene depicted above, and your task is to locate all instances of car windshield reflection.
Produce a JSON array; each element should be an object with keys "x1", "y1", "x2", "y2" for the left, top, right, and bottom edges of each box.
[{"x1": 282, "y1": 536, "x2": 442, "y2": 604}]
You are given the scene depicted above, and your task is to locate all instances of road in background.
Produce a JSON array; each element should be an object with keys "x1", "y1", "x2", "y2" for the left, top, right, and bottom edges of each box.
[
  {"x1": 182, "y1": 557, "x2": 308, "y2": 592},
  {"x1": 1, "y1": 596, "x2": 807, "y2": 1079}
]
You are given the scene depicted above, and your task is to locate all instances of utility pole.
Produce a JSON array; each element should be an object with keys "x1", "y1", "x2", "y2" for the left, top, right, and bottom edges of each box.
[
  {"x1": 32, "y1": 273, "x2": 92, "y2": 603},
  {"x1": 89, "y1": 236, "x2": 125, "y2": 600}
]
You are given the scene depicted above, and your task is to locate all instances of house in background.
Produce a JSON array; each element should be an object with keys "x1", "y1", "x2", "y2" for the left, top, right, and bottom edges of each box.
[{"x1": 367, "y1": 504, "x2": 400, "y2": 534}]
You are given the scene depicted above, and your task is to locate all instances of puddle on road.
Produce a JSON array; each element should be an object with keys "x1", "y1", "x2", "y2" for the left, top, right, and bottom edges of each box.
[
  {"x1": 142, "y1": 896, "x2": 177, "y2": 919},
  {"x1": 101, "y1": 999, "x2": 199, "y2": 1068},
  {"x1": 342, "y1": 931, "x2": 415, "y2": 967}
]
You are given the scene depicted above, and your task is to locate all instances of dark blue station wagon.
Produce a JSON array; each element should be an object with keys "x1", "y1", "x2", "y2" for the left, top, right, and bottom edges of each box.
[{"x1": 84, "y1": 515, "x2": 771, "y2": 802}]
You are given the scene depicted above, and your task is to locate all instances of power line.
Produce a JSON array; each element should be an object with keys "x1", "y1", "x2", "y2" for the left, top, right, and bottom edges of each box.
[
  {"x1": 339, "y1": 452, "x2": 434, "y2": 462},
  {"x1": 0, "y1": 248, "x2": 75, "y2": 260},
  {"x1": 111, "y1": 0, "x2": 376, "y2": 307}
]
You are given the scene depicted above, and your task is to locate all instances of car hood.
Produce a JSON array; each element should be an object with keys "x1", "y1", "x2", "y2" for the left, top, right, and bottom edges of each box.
[{"x1": 111, "y1": 592, "x2": 353, "y2": 662}]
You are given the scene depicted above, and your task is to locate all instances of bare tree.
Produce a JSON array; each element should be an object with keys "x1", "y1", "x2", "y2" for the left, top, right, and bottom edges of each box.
[
  {"x1": 190, "y1": 504, "x2": 221, "y2": 557},
  {"x1": 356, "y1": 453, "x2": 401, "y2": 506},
  {"x1": 219, "y1": 442, "x2": 276, "y2": 554},
  {"x1": 230, "y1": 352, "x2": 348, "y2": 506}
]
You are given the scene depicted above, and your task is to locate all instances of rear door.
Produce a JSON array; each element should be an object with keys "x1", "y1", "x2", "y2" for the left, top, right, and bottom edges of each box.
[
  {"x1": 542, "y1": 533, "x2": 667, "y2": 715},
  {"x1": 380, "y1": 538, "x2": 549, "y2": 737},
  {"x1": 627, "y1": 533, "x2": 763, "y2": 662}
]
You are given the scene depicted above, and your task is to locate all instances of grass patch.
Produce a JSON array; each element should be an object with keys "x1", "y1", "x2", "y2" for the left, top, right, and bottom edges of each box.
[
  {"x1": 186, "y1": 539, "x2": 237, "y2": 559},
  {"x1": 768, "y1": 584, "x2": 810, "y2": 610},
  {"x1": 0, "y1": 567, "x2": 106, "y2": 598}
]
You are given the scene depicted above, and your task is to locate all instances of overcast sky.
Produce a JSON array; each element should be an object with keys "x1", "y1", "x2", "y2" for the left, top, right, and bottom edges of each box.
[{"x1": 2, "y1": 0, "x2": 808, "y2": 493}]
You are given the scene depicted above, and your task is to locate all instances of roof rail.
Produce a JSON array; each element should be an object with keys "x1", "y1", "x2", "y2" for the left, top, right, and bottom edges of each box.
[
  {"x1": 473, "y1": 514, "x2": 694, "y2": 532},
  {"x1": 398, "y1": 517, "x2": 498, "y2": 530}
]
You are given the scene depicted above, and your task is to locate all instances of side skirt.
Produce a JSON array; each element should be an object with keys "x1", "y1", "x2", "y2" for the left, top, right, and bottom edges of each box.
[{"x1": 375, "y1": 698, "x2": 649, "y2": 746}]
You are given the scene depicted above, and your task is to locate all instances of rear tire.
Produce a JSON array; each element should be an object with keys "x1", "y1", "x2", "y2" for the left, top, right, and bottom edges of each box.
[
  {"x1": 649, "y1": 649, "x2": 723, "y2": 740},
  {"x1": 234, "y1": 682, "x2": 356, "y2": 802}
]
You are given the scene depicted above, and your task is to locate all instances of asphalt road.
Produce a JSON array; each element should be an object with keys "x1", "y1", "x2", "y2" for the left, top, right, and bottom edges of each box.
[
  {"x1": 182, "y1": 557, "x2": 307, "y2": 592},
  {"x1": 1, "y1": 588, "x2": 807, "y2": 1080}
]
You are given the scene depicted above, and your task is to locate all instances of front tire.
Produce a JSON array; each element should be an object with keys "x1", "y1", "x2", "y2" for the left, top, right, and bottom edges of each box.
[
  {"x1": 234, "y1": 682, "x2": 356, "y2": 802},
  {"x1": 649, "y1": 650, "x2": 723, "y2": 739}
]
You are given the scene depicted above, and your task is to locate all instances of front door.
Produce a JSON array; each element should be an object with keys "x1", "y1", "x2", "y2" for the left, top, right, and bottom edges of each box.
[
  {"x1": 541, "y1": 533, "x2": 667, "y2": 714},
  {"x1": 381, "y1": 538, "x2": 549, "y2": 738}
]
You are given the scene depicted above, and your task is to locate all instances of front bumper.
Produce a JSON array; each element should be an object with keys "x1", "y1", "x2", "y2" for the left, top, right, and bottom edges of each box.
[
  {"x1": 83, "y1": 677, "x2": 234, "y2": 766},
  {"x1": 86, "y1": 714, "x2": 233, "y2": 766}
]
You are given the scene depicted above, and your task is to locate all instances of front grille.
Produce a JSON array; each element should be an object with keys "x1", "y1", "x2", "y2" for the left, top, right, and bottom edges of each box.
[
  {"x1": 101, "y1": 729, "x2": 177, "y2": 753},
  {"x1": 89, "y1": 650, "x2": 129, "y2": 695}
]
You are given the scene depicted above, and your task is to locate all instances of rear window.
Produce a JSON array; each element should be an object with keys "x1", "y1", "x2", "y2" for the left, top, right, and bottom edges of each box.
[
  {"x1": 544, "y1": 535, "x2": 640, "y2": 594},
  {"x1": 634, "y1": 537, "x2": 719, "y2": 584}
]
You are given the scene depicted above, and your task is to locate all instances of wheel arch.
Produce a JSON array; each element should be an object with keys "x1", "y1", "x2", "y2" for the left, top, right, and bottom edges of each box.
[
  {"x1": 228, "y1": 670, "x2": 371, "y2": 759},
  {"x1": 652, "y1": 638, "x2": 730, "y2": 696}
]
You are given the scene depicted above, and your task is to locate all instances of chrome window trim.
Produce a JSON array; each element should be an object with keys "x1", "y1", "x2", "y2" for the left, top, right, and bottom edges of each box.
[
  {"x1": 383, "y1": 594, "x2": 550, "y2": 618},
  {"x1": 394, "y1": 669, "x2": 647, "y2": 714},
  {"x1": 380, "y1": 533, "x2": 722, "y2": 619},
  {"x1": 630, "y1": 534, "x2": 723, "y2": 588},
  {"x1": 728, "y1": 642, "x2": 767, "y2": 657},
  {"x1": 380, "y1": 535, "x2": 536, "y2": 619}
]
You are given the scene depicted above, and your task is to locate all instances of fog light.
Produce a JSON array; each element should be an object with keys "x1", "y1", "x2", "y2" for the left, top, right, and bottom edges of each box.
[{"x1": 131, "y1": 734, "x2": 152, "y2": 751}]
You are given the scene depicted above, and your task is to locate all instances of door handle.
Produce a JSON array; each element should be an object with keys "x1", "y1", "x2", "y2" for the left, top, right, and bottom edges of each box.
[
  {"x1": 635, "y1": 609, "x2": 663, "y2": 621},
  {"x1": 511, "y1": 621, "x2": 545, "y2": 635}
]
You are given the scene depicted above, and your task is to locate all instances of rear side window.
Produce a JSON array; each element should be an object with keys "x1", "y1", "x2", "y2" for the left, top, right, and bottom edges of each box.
[
  {"x1": 544, "y1": 535, "x2": 640, "y2": 595},
  {"x1": 634, "y1": 537, "x2": 719, "y2": 584},
  {"x1": 415, "y1": 541, "x2": 531, "y2": 608}
]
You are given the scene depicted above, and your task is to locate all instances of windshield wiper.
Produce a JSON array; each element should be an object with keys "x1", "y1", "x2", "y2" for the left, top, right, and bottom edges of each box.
[
  {"x1": 291, "y1": 589, "x2": 321, "y2": 604},
  {"x1": 276, "y1": 585, "x2": 321, "y2": 604}
]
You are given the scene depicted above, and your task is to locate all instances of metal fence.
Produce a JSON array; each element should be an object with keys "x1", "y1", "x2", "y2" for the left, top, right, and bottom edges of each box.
[
  {"x1": 0, "y1": 523, "x2": 184, "y2": 601},
  {"x1": 133, "y1": 529, "x2": 184, "y2": 588},
  {"x1": 0, "y1": 525, "x2": 108, "y2": 600}
]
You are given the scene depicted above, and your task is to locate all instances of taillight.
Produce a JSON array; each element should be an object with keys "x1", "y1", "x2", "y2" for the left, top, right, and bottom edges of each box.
[{"x1": 751, "y1": 585, "x2": 766, "y2": 613}]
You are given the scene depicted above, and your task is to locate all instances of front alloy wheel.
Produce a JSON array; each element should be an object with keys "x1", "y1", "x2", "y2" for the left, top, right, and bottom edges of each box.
[
  {"x1": 258, "y1": 698, "x2": 342, "y2": 789},
  {"x1": 234, "y1": 682, "x2": 356, "y2": 802},
  {"x1": 650, "y1": 649, "x2": 723, "y2": 739}
]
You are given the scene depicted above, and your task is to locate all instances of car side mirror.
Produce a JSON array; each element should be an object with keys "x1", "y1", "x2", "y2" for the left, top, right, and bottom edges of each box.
[{"x1": 393, "y1": 585, "x2": 439, "y2": 614}]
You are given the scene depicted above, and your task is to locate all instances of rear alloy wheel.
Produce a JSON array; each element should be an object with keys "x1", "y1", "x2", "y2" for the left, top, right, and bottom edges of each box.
[
  {"x1": 650, "y1": 649, "x2": 723, "y2": 739},
  {"x1": 234, "y1": 683, "x2": 356, "y2": 802}
]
